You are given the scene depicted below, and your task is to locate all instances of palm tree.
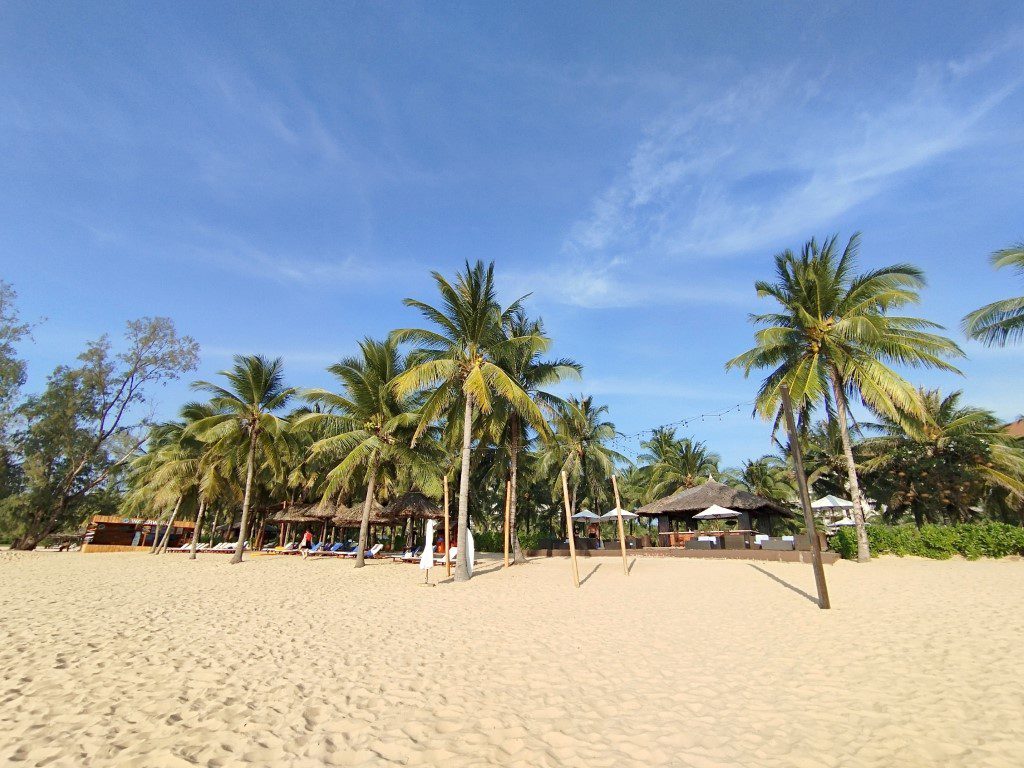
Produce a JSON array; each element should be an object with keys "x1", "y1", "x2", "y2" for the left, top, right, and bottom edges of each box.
[
  {"x1": 637, "y1": 428, "x2": 720, "y2": 497},
  {"x1": 962, "y1": 244, "x2": 1024, "y2": 346},
  {"x1": 861, "y1": 389, "x2": 1024, "y2": 526},
  {"x1": 189, "y1": 355, "x2": 296, "y2": 564},
  {"x1": 297, "y1": 337, "x2": 437, "y2": 567},
  {"x1": 493, "y1": 311, "x2": 580, "y2": 563},
  {"x1": 390, "y1": 261, "x2": 549, "y2": 581},
  {"x1": 536, "y1": 395, "x2": 626, "y2": 525},
  {"x1": 726, "y1": 233, "x2": 964, "y2": 562},
  {"x1": 723, "y1": 455, "x2": 795, "y2": 505}
]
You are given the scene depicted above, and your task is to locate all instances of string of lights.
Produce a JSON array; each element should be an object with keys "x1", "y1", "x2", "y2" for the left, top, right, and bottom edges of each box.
[{"x1": 607, "y1": 401, "x2": 756, "y2": 449}]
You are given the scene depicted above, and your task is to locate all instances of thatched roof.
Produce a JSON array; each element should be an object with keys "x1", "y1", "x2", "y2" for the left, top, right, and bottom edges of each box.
[
  {"x1": 272, "y1": 502, "x2": 336, "y2": 523},
  {"x1": 386, "y1": 492, "x2": 444, "y2": 520},
  {"x1": 635, "y1": 479, "x2": 792, "y2": 518},
  {"x1": 332, "y1": 500, "x2": 390, "y2": 527}
]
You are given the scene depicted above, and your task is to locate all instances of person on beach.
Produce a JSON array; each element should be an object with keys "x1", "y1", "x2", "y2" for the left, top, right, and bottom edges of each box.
[{"x1": 299, "y1": 529, "x2": 313, "y2": 559}]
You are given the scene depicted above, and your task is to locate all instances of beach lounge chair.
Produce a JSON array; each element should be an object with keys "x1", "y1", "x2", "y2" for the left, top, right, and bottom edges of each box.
[
  {"x1": 435, "y1": 546, "x2": 456, "y2": 565},
  {"x1": 313, "y1": 542, "x2": 347, "y2": 556}
]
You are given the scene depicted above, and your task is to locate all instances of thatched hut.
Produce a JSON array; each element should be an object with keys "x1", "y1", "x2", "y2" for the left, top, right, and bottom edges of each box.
[{"x1": 635, "y1": 479, "x2": 792, "y2": 544}]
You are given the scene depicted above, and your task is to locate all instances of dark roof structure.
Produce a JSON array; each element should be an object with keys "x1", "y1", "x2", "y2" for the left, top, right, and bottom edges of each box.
[{"x1": 635, "y1": 479, "x2": 792, "y2": 518}]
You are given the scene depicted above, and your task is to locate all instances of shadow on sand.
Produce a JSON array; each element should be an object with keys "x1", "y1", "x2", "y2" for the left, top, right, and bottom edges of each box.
[
  {"x1": 579, "y1": 562, "x2": 602, "y2": 585},
  {"x1": 748, "y1": 564, "x2": 820, "y2": 607}
]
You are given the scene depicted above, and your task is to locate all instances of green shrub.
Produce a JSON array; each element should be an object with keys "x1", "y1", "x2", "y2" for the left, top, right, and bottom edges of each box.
[{"x1": 831, "y1": 522, "x2": 1024, "y2": 560}]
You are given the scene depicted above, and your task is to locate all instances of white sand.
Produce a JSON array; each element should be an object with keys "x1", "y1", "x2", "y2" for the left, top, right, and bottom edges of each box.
[{"x1": 1, "y1": 550, "x2": 1022, "y2": 767}]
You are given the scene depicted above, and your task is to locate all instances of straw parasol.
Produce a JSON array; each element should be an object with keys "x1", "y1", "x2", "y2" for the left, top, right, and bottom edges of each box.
[
  {"x1": 332, "y1": 499, "x2": 390, "y2": 527},
  {"x1": 385, "y1": 491, "x2": 444, "y2": 523}
]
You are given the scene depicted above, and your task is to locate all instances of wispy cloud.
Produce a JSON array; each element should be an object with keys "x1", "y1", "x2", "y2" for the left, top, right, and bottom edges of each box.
[
  {"x1": 506, "y1": 261, "x2": 747, "y2": 309},
  {"x1": 544, "y1": 34, "x2": 1024, "y2": 309}
]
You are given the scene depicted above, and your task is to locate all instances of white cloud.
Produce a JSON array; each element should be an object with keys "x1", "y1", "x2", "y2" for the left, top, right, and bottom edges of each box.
[{"x1": 549, "y1": 35, "x2": 1024, "y2": 308}]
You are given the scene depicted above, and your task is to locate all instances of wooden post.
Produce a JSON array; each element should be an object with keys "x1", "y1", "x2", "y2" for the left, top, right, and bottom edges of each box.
[
  {"x1": 561, "y1": 471, "x2": 580, "y2": 588},
  {"x1": 611, "y1": 475, "x2": 629, "y2": 576},
  {"x1": 443, "y1": 475, "x2": 452, "y2": 577},
  {"x1": 503, "y1": 479, "x2": 511, "y2": 568},
  {"x1": 780, "y1": 385, "x2": 831, "y2": 610}
]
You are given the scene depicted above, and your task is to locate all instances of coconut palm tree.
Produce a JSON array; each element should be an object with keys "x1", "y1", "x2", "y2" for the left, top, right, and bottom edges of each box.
[
  {"x1": 189, "y1": 355, "x2": 296, "y2": 564},
  {"x1": 637, "y1": 428, "x2": 720, "y2": 497},
  {"x1": 962, "y1": 244, "x2": 1024, "y2": 346},
  {"x1": 726, "y1": 233, "x2": 964, "y2": 562},
  {"x1": 390, "y1": 261, "x2": 550, "y2": 581},
  {"x1": 861, "y1": 389, "x2": 1024, "y2": 526},
  {"x1": 723, "y1": 455, "x2": 795, "y2": 505},
  {"x1": 536, "y1": 395, "x2": 626, "y2": 524},
  {"x1": 492, "y1": 311, "x2": 580, "y2": 563},
  {"x1": 297, "y1": 337, "x2": 438, "y2": 567}
]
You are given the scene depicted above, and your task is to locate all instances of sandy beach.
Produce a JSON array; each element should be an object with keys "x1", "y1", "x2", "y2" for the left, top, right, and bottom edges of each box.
[{"x1": 1, "y1": 552, "x2": 1021, "y2": 767}]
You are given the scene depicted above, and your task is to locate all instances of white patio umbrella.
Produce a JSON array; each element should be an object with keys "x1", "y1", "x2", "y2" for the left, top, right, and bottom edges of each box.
[
  {"x1": 828, "y1": 516, "x2": 856, "y2": 527},
  {"x1": 571, "y1": 509, "x2": 601, "y2": 521},
  {"x1": 811, "y1": 494, "x2": 854, "y2": 510},
  {"x1": 600, "y1": 507, "x2": 639, "y2": 521},
  {"x1": 419, "y1": 519, "x2": 436, "y2": 571},
  {"x1": 692, "y1": 504, "x2": 741, "y2": 520}
]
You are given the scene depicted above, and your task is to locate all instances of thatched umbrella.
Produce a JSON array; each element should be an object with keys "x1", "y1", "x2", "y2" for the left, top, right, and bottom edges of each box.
[
  {"x1": 385, "y1": 492, "x2": 445, "y2": 551},
  {"x1": 635, "y1": 479, "x2": 792, "y2": 539},
  {"x1": 386, "y1": 492, "x2": 444, "y2": 521}
]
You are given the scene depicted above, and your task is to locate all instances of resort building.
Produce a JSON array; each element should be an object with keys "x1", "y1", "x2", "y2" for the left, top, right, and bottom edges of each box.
[{"x1": 81, "y1": 515, "x2": 195, "y2": 553}]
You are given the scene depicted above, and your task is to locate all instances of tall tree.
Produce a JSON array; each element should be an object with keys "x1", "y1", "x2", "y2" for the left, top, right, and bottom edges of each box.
[
  {"x1": 391, "y1": 261, "x2": 549, "y2": 581},
  {"x1": 962, "y1": 244, "x2": 1024, "y2": 346},
  {"x1": 637, "y1": 428, "x2": 720, "y2": 497},
  {"x1": 298, "y1": 337, "x2": 438, "y2": 567},
  {"x1": 723, "y1": 455, "x2": 795, "y2": 504},
  {"x1": 493, "y1": 311, "x2": 580, "y2": 563},
  {"x1": 726, "y1": 233, "x2": 963, "y2": 562},
  {"x1": 861, "y1": 389, "x2": 1024, "y2": 526},
  {"x1": 6, "y1": 317, "x2": 197, "y2": 549},
  {"x1": 190, "y1": 355, "x2": 295, "y2": 564},
  {"x1": 536, "y1": 396, "x2": 625, "y2": 525}
]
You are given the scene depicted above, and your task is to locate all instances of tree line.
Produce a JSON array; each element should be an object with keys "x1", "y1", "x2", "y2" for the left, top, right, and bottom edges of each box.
[{"x1": 1, "y1": 237, "x2": 1021, "y2": 572}]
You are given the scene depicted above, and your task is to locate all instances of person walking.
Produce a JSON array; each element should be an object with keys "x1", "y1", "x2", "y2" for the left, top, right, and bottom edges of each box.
[{"x1": 299, "y1": 528, "x2": 313, "y2": 559}]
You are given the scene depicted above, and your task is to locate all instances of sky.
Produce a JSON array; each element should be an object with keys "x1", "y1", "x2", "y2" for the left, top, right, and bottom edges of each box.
[{"x1": 1, "y1": 1, "x2": 1022, "y2": 466}]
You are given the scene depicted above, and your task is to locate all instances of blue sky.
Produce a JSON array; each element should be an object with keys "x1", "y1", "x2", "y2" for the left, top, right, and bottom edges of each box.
[{"x1": 1, "y1": 2, "x2": 1022, "y2": 466}]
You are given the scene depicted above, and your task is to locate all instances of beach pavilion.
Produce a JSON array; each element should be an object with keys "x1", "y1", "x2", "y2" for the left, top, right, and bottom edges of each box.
[{"x1": 635, "y1": 479, "x2": 792, "y2": 547}]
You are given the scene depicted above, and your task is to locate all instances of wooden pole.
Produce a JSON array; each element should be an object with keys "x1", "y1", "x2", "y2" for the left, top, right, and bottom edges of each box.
[
  {"x1": 443, "y1": 475, "x2": 452, "y2": 577},
  {"x1": 780, "y1": 385, "x2": 831, "y2": 610},
  {"x1": 611, "y1": 475, "x2": 629, "y2": 576},
  {"x1": 503, "y1": 479, "x2": 511, "y2": 568},
  {"x1": 561, "y1": 471, "x2": 580, "y2": 588}
]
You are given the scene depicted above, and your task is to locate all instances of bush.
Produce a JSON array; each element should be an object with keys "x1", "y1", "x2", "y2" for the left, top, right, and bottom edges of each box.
[
  {"x1": 831, "y1": 522, "x2": 1024, "y2": 560},
  {"x1": 473, "y1": 529, "x2": 546, "y2": 552}
]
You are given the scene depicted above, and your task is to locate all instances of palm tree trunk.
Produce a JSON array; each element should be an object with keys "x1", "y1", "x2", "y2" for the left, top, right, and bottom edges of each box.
[
  {"x1": 355, "y1": 455, "x2": 380, "y2": 568},
  {"x1": 232, "y1": 431, "x2": 258, "y2": 565},
  {"x1": 830, "y1": 369, "x2": 871, "y2": 563},
  {"x1": 510, "y1": 424, "x2": 526, "y2": 564},
  {"x1": 455, "y1": 393, "x2": 474, "y2": 582},
  {"x1": 190, "y1": 498, "x2": 206, "y2": 560},
  {"x1": 156, "y1": 498, "x2": 182, "y2": 554},
  {"x1": 150, "y1": 501, "x2": 178, "y2": 553},
  {"x1": 209, "y1": 509, "x2": 219, "y2": 545}
]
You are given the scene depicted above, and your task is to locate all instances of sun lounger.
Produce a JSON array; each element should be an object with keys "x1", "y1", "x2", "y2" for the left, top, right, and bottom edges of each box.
[
  {"x1": 311, "y1": 542, "x2": 348, "y2": 556},
  {"x1": 344, "y1": 543, "x2": 384, "y2": 559},
  {"x1": 435, "y1": 546, "x2": 456, "y2": 565}
]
